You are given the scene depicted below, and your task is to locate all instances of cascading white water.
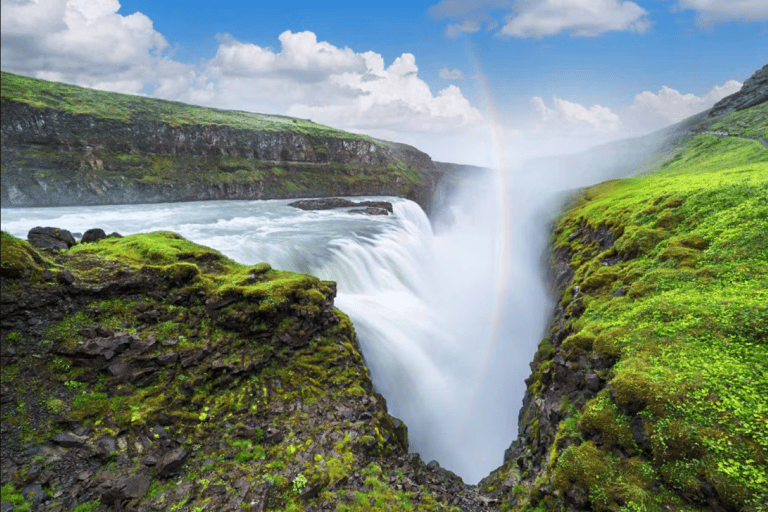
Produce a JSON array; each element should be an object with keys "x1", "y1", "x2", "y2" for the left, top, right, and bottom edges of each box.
[{"x1": 1, "y1": 171, "x2": 557, "y2": 484}]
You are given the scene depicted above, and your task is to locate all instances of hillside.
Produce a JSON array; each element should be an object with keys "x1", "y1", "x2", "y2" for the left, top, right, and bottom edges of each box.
[
  {"x1": 0, "y1": 72, "x2": 441, "y2": 211},
  {"x1": 480, "y1": 100, "x2": 768, "y2": 511}
]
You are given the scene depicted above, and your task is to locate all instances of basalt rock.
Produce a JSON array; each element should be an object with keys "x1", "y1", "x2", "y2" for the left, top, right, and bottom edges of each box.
[
  {"x1": 1, "y1": 73, "x2": 448, "y2": 213},
  {"x1": 27, "y1": 226, "x2": 76, "y2": 251},
  {"x1": 709, "y1": 64, "x2": 768, "y2": 117},
  {"x1": 0, "y1": 230, "x2": 497, "y2": 511}
]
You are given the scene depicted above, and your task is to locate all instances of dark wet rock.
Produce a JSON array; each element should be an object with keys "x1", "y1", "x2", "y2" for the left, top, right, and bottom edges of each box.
[
  {"x1": 81, "y1": 228, "x2": 107, "y2": 243},
  {"x1": 289, "y1": 197, "x2": 393, "y2": 215},
  {"x1": 57, "y1": 269, "x2": 75, "y2": 286},
  {"x1": 631, "y1": 415, "x2": 652, "y2": 454},
  {"x1": 99, "y1": 475, "x2": 150, "y2": 504},
  {"x1": 585, "y1": 373, "x2": 601, "y2": 393},
  {"x1": 156, "y1": 448, "x2": 188, "y2": 477},
  {"x1": 51, "y1": 432, "x2": 88, "y2": 448},
  {"x1": 350, "y1": 207, "x2": 389, "y2": 215},
  {"x1": 288, "y1": 198, "x2": 357, "y2": 210},
  {"x1": 27, "y1": 226, "x2": 76, "y2": 251}
]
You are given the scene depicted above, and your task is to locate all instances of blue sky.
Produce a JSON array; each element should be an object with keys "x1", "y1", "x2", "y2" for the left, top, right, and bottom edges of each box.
[{"x1": 2, "y1": 0, "x2": 767, "y2": 165}]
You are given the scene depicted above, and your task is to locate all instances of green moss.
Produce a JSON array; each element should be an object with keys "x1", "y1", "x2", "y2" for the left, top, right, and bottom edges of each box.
[
  {"x1": 0, "y1": 231, "x2": 52, "y2": 279},
  {"x1": 1, "y1": 71, "x2": 376, "y2": 140},
  {"x1": 517, "y1": 104, "x2": 768, "y2": 512}
]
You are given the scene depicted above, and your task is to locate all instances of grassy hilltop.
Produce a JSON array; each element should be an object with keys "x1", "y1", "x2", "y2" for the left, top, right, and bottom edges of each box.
[
  {"x1": 481, "y1": 102, "x2": 768, "y2": 510},
  {"x1": 0, "y1": 72, "x2": 440, "y2": 210},
  {"x1": 0, "y1": 72, "x2": 371, "y2": 139}
]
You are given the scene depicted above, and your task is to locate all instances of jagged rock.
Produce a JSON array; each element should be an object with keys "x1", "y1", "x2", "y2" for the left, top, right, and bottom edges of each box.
[
  {"x1": 710, "y1": 64, "x2": 768, "y2": 116},
  {"x1": 51, "y1": 432, "x2": 88, "y2": 448},
  {"x1": 99, "y1": 475, "x2": 150, "y2": 503},
  {"x1": 81, "y1": 228, "x2": 107, "y2": 243},
  {"x1": 156, "y1": 448, "x2": 188, "y2": 477},
  {"x1": 27, "y1": 226, "x2": 76, "y2": 251}
]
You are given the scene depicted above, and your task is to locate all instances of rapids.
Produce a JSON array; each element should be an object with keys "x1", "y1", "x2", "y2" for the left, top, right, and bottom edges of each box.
[{"x1": 1, "y1": 172, "x2": 556, "y2": 484}]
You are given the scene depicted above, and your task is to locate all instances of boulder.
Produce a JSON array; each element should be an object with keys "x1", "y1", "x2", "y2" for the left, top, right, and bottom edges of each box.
[
  {"x1": 81, "y1": 228, "x2": 107, "y2": 243},
  {"x1": 27, "y1": 226, "x2": 76, "y2": 251},
  {"x1": 156, "y1": 448, "x2": 188, "y2": 477}
]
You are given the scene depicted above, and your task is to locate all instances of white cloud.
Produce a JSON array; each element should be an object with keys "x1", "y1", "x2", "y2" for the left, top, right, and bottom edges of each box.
[
  {"x1": 675, "y1": 0, "x2": 768, "y2": 26},
  {"x1": 207, "y1": 31, "x2": 366, "y2": 81},
  {"x1": 531, "y1": 96, "x2": 621, "y2": 131},
  {"x1": 625, "y1": 80, "x2": 742, "y2": 130},
  {"x1": 196, "y1": 33, "x2": 482, "y2": 134},
  {"x1": 440, "y1": 68, "x2": 466, "y2": 80},
  {"x1": 430, "y1": 0, "x2": 649, "y2": 38},
  {"x1": 502, "y1": 0, "x2": 650, "y2": 37},
  {"x1": 0, "y1": 0, "x2": 482, "y2": 151},
  {"x1": 0, "y1": 0, "x2": 187, "y2": 94}
]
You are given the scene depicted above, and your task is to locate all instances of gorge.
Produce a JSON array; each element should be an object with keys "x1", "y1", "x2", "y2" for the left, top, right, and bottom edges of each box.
[{"x1": 2, "y1": 68, "x2": 767, "y2": 512}]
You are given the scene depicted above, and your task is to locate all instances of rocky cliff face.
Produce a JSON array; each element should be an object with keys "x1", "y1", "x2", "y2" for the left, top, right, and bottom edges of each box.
[
  {"x1": 0, "y1": 231, "x2": 495, "y2": 511},
  {"x1": 709, "y1": 64, "x2": 768, "y2": 117},
  {"x1": 1, "y1": 97, "x2": 442, "y2": 211}
]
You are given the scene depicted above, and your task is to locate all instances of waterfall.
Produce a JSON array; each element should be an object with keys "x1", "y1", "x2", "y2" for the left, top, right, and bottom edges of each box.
[{"x1": 0, "y1": 181, "x2": 553, "y2": 484}]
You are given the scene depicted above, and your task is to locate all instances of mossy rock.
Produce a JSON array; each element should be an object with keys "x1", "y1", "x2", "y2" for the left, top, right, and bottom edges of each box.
[{"x1": 0, "y1": 231, "x2": 52, "y2": 278}]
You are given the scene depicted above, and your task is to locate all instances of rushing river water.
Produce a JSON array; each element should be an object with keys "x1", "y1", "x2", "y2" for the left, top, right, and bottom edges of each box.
[{"x1": 1, "y1": 172, "x2": 556, "y2": 483}]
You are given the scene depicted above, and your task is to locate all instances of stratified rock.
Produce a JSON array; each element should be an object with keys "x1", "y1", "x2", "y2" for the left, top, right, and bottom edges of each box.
[
  {"x1": 81, "y1": 228, "x2": 107, "y2": 243},
  {"x1": 709, "y1": 64, "x2": 768, "y2": 116},
  {"x1": 27, "y1": 226, "x2": 76, "y2": 251}
]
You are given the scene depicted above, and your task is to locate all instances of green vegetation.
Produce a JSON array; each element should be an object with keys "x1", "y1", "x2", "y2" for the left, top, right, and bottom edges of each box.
[
  {"x1": 708, "y1": 101, "x2": 768, "y2": 139},
  {"x1": 484, "y1": 102, "x2": 768, "y2": 511},
  {"x1": 1, "y1": 71, "x2": 370, "y2": 139},
  {"x1": 0, "y1": 227, "x2": 466, "y2": 511}
]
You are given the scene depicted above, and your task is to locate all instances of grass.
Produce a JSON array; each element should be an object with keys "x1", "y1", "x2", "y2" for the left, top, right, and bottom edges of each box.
[
  {"x1": 707, "y1": 101, "x2": 768, "y2": 139},
  {"x1": 0, "y1": 71, "x2": 374, "y2": 140},
  {"x1": 485, "y1": 101, "x2": 768, "y2": 511}
]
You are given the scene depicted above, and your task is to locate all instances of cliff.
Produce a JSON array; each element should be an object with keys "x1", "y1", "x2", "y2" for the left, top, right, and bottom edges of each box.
[
  {"x1": 0, "y1": 72, "x2": 442, "y2": 212},
  {"x1": 479, "y1": 97, "x2": 768, "y2": 511},
  {"x1": 0, "y1": 230, "x2": 493, "y2": 511}
]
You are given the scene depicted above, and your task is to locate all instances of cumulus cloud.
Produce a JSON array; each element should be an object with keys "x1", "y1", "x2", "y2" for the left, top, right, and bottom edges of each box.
[
  {"x1": 675, "y1": 0, "x2": 768, "y2": 26},
  {"x1": 0, "y1": 0, "x2": 481, "y2": 148},
  {"x1": 0, "y1": 0, "x2": 190, "y2": 94},
  {"x1": 430, "y1": 0, "x2": 649, "y2": 38},
  {"x1": 625, "y1": 80, "x2": 742, "y2": 131},
  {"x1": 531, "y1": 96, "x2": 621, "y2": 131},
  {"x1": 440, "y1": 68, "x2": 466, "y2": 80},
  {"x1": 196, "y1": 33, "x2": 482, "y2": 134},
  {"x1": 502, "y1": 0, "x2": 649, "y2": 37}
]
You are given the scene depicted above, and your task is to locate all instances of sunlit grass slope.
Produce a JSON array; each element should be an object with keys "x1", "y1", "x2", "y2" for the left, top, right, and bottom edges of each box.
[
  {"x1": 489, "y1": 103, "x2": 768, "y2": 511},
  {"x1": 0, "y1": 71, "x2": 372, "y2": 140}
]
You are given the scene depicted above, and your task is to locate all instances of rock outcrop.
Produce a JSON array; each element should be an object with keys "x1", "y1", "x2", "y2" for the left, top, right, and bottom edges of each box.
[
  {"x1": 0, "y1": 230, "x2": 496, "y2": 511},
  {"x1": 0, "y1": 72, "x2": 445, "y2": 213},
  {"x1": 709, "y1": 64, "x2": 768, "y2": 117}
]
